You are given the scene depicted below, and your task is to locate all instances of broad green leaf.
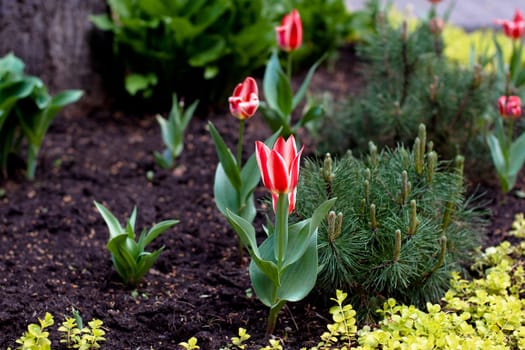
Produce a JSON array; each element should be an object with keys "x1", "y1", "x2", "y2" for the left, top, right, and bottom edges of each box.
[
  {"x1": 263, "y1": 51, "x2": 293, "y2": 118},
  {"x1": 277, "y1": 232, "x2": 318, "y2": 302},
  {"x1": 298, "y1": 104, "x2": 324, "y2": 128},
  {"x1": 125, "y1": 73, "x2": 157, "y2": 96},
  {"x1": 486, "y1": 134, "x2": 507, "y2": 175},
  {"x1": 0, "y1": 52, "x2": 25, "y2": 75},
  {"x1": 89, "y1": 14, "x2": 115, "y2": 31},
  {"x1": 283, "y1": 198, "x2": 336, "y2": 269},
  {"x1": 258, "y1": 103, "x2": 288, "y2": 134},
  {"x1": 292, "y1": 54, "x2": 325, "y2": 110},
  {"x1": 137, "y1": 0, "x2": 171, "y2": 17},
  {"x1": 94, "y1": 201, "x2": 124, "y2": 239},
  {"x1": 49, "y1": 90, "x2": 83, "y2": 108},
  {"x1": 208, "y1": 121, "x2": 241, "y2": 190},
  {"x1": 143, "y1": 219, "x2": 178, "y2": 247},
  {"x1": 226, "y1": 209, "x2": 279, "y2": 286},
  {"x1": 188, "y1": 37, "x2": 226, "y2": 67},
  {"x1": 108, "y1": 0, "x2": 133, "y2": 18},
  {"x1": 508, "y1": 131, "x2": 525, "y2": 176},
  {"x1": 214, "y1": 163, "x2": 257, "y2": 223}
]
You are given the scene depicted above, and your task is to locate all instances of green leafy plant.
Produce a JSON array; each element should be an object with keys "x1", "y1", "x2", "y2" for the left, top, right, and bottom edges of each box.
[
  {"x1": 58, "y1": 310, "x2": 106, "y2": 350},
  {"x1": 295, "y1": 125, "x2": 485, "y2": 319},
  {"x1": 226, "y1": 135, "x2": 336, "y2": 334},
  {"x1": 0, "y1": 53, "x2": 82, "y2": 180},
  {"x1": 154, "y1": 93, "x2": 198, "y2": 169},
  {"x1": 179, "y1": 337, "x2": 200, "y2": 350},
  {"x1": 91, "y1": 0, "x2": 275, "y2": 106},
  {"x1": 9, "y1": 312, "x2": 106, "y2": 350},
  {"x1": 94, "y1": 201, "x2": 178, "y2": 286},
  {"x1": 12, "y1": 312, "x2": 54, "y2": 350},
  {"x1": 313, "y1": 7, "x2": 494, "y2": 167}
]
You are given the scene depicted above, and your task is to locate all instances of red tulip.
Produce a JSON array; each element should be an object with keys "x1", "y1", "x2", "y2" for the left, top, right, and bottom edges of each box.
[
  {"x1": 255, "y1": 135, "x2": 303, "y2": 213},
  {"x1": 276, "y1": 9, "x2": 303, "y2": 52},
  {"x1": 495, "y1": 10, "x2": 525, "y2": 39},
  {"x1": 498, "y1": 96, "x2": 522, "y2": 119},
  {"x1": 229, "y1": 77, "x2": 259, "y2": 120},
  {"x1": 428, "y1": 0, "x2": 443, "y2": 3}
]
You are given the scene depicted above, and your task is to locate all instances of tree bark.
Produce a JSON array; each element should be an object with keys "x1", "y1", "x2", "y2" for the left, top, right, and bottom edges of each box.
[{"x1": 0, "y1": 0, "x2": 108, "y2": 110}]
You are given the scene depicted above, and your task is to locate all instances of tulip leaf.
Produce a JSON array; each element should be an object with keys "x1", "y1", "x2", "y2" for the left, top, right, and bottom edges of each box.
[
  {"x1": 94, "y1": 201, "x2": 124, "y2": 239},
  {"x1": 486, "y1": 134, "x2": 506, "y2": 175},
  {"x1": 226, "y1": 209, "x2": 279, "y2": 287},
  {"x1": 277, "y1": 232, "x2": 318, "y2": 302},
  {"x1": 297, "y1": 104, "x2": 324, "y2": 128},
  {"x1": 263, "y1": 51, "x2": 293, "y2": 118},
  {"x1": 283, "y1": 197, "x2": 336, "y2": 269},
  {"x1": 208, "y1": 121, "x2": 242, "y2": 190},
  {"x1": 214, "y1": 164, "x2": 257, "y2": 223},
  {"x1": 509, "y1": 131, "x2": 525, "y2": 177},
  {"x1": 292, "y1": 54, "x2": 325, "y2": 110},
  {"x1": 258, "y1": 103, "x2": 291, "y2": 135}
]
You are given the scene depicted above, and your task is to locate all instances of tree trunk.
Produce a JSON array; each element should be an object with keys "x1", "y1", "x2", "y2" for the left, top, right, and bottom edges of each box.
[{"x1": 0, "y1": 0, "x2": 108, "y2": 110}]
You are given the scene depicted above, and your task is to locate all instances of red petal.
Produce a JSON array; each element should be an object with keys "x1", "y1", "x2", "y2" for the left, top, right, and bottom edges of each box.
[
  {"x1": 269, "y1": 150, "x2": 290, "y2": 193},
  {"x1": 255, "y1": 141, "x2": 273, "y2": 190},
  {"x1": 289, "y1": 145, "x2": 303, "y2": 190}
]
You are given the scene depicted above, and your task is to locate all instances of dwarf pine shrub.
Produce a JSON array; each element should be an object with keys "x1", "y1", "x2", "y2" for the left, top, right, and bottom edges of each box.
[
  {"x1": 313, "y1": 8, "x2": 494, "y2": 166},
  {"x1": 294, "y1": 125, "x2": 485, "y2": 319}
]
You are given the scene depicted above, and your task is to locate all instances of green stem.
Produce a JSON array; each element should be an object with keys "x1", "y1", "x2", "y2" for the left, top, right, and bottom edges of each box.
[
  {"x1": 286, "y1": 52, "x2": 293, "y2": 81},
  {"x1": 275, "y1": 193, "x2": 289, "y2": 268},
  {"x1": 236, "y1": 120, "x2": 245, "y2": 262},
  {"x1": 266, "y1": 300, "x2": 287, "y2": 336},
  {"x1": 236, "y1": 119, "x2": 245, "y2": 175}
]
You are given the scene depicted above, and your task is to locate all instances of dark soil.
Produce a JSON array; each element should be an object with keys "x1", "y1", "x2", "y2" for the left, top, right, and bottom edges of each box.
[{"x1": 1, "y1": 45, "x2": 524, "y2": 349}]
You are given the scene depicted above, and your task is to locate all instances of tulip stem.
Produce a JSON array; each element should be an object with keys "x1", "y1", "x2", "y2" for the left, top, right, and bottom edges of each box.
[
  {"x1": 275, "y1": 193, "x2": 289, "y2": 268},
  {"x1": 286, "y1": 52, "x2": 293, "y2": 81},
  {"x1": 236, "y1": 119, "x2": 246, "y2": 263},
  {"x1": 237, "y1": 119, "x2": 245, "y2": 174}
]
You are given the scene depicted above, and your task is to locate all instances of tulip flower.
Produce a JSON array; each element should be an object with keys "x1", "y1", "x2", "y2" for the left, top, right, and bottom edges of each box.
[
  {"x1": 487, "y1": 95, "x2": 525, "y2": 193},
  {"x1": 428, "y1": 0, "x2": 443, "y2": 3},
  {"x1": 229, "y1": 77, "x2": 259, "y2": 120},
  {"x1": 495, "y1": 10, "x2": 525, "y2": 40},
  {"x1": 276, "y1": 9, "x2": 303, "y2": 52},
  {"x1": 498, "y1": 95, "x2": 522, "y2": 119},
  {"x1": 227, "y1": 135, "x2": 335, "y2": 335},
  {"x1": 255, "y1": 135, "x2": 303, "y2": 213}
]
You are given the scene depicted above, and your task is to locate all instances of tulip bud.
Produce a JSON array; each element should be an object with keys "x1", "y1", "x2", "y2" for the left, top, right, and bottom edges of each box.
[
  {"x1": 229, "y1": 77, "x2": 259, "y2": 120},
  {"x1": 495, "y1": 10, "x2": 525, "y2": 40},
  {"x1": 276, "y1": 9, "x2": 303, "y2": 52},
  {"x1": 498, "y1": 95, "x2": 522, "y2": 119}
]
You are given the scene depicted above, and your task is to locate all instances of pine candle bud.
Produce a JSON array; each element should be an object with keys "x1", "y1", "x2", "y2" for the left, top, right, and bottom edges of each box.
[
  {"x1": 408, "y1": 200, "x2": 419, "y2": 235},
  {"x1": 369, "y1": 142, "x2": 378, "y2": 167},
  {"x1": 413, "y1": 138, "x2": 424, "y2": 175},
  {"x1": 393, "y1": 229, "x2": 402, "y2": 263},
  {"x1": 427, "y1": 151, "x2": 437, "y2": 184},
  {"x1": 418, "y1": 124, "x2": 427, "y2": 161},
  {"x1": 321, "y1": 153, "x2": 334, "y2": 183},
  {"x1": 370, "y1": 204, "x2": 378, "y2": 230},
  {"x1": 399, "y1": 170, "x2": 411, "y2": 205},
  {"x1": 295, "y1": 126, "x2": 483, "y2": 315}
]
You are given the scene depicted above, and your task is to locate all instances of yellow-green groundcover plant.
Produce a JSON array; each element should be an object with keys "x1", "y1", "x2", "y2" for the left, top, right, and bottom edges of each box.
[{"x1": 184, "y1": 214, "x2": 525, "y2": 349}]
